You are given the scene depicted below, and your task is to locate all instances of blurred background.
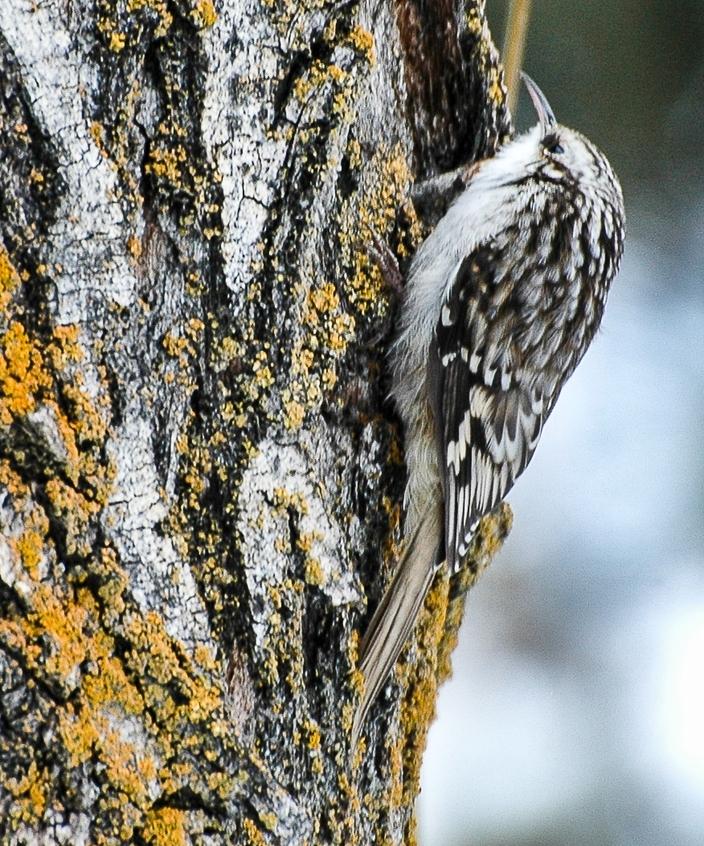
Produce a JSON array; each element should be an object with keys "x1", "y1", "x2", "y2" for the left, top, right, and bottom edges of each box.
[{"x1": 419, "y1": 2, "x2": 704, "y2": 844}]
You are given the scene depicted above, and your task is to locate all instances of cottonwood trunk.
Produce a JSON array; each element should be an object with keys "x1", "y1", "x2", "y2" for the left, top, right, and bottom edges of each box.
[{"x1": 0, "y1": 1, "x2": 511, "y2": 843}]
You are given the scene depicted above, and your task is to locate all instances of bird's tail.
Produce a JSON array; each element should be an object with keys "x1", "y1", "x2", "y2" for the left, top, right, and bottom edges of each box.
[{"x1": 352, "y1": 502, "x2": 443, "y2": 746}]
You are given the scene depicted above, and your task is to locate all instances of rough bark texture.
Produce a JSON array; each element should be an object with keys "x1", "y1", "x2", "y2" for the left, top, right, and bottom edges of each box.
[{"x1": 0, "y1": 1, "x2": 511, "y2": 843}]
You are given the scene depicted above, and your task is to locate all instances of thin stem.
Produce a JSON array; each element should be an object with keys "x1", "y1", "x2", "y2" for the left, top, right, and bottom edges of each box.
[{"x1": 502, "y1": 0, "x2": 534, "y2": 116}]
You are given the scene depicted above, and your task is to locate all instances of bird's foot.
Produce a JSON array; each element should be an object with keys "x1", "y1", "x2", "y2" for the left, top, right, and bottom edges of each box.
[{"x1": 368, "y1": 230, "x2": 404, "y2": 297}]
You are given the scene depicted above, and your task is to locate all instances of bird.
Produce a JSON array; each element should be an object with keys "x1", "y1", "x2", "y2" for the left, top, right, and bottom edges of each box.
[{"x1": 352, "y1": 73, "x2": 625, "y2": 745}]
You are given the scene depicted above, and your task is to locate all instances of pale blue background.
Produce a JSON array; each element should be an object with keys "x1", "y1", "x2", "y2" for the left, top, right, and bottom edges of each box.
[{"x1": 419, "y1": 2, "x2": 704, "y2": 843}]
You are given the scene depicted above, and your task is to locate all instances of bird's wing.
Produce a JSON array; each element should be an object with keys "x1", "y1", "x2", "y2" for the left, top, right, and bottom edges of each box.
[{"x1": 428, "y1": 244, "x2": 548, "y2": 569}]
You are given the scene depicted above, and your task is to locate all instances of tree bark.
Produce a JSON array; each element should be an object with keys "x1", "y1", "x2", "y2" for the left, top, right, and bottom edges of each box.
[{"x1": 0, "y1": 1, "x2": 511, "y2": 843}]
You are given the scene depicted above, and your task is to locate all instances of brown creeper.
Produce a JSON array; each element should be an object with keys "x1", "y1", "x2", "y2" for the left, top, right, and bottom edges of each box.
[{"x1": 353, "y1": 74, "x2": 625, "y2": 743}]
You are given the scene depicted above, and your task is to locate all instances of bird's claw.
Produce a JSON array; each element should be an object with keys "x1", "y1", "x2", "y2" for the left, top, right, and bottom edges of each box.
[{"x1": 368, "y1": 231, "x2": 404, "y2": 297}]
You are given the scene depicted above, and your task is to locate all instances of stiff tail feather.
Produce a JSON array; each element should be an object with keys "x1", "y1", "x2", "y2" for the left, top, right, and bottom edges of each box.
[{"x1": 352, "y1": 502, "x2": 443, "y2": 746}]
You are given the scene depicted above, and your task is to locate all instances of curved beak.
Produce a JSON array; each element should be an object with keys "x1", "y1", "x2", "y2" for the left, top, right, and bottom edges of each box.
[{"x1": 521, "y1": 72, "x2": 557, "y2": 134}]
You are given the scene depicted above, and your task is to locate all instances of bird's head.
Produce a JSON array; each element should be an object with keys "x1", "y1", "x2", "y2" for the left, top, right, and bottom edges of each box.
[{"x1": 490, "y1": 73, "x2": 624, "y2": 214}]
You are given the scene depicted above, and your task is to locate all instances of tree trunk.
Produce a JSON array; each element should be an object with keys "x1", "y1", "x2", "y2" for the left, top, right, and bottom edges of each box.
[{"x1": 0, "y1": 1, "x2": 511, "y2": 843}]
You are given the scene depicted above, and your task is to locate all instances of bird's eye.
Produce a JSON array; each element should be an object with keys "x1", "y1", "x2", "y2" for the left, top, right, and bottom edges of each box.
[{"x1": 543, "y1": 134, "x2": 564, "y2": 155}]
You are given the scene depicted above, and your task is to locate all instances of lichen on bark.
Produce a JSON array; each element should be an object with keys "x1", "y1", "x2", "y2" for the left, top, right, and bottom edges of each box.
[{"x1": 1, "y1": 1, "x2": 511, "y2": 843}]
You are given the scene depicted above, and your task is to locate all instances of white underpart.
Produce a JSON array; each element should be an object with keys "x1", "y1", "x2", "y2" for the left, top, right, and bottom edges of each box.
[
  {"x1": 398, "y1": 127, "x2": 544, "y2": 371},
  {"x1": 392, "y1": 127, "x2": 547, "y2": 521}
]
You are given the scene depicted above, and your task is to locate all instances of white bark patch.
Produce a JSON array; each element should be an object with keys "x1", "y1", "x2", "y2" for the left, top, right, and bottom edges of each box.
[
  {"x1": 0, "y1": 1, "x2": 137, "y2": 324},
  {"x1": 200, "y1": 4, "x2": 291, "y2": 308},
  {"x1": 250, "y1": 787, "x2": 313, "y2": 846},
  {"x1": 24, "y1": 405, "x2": 71, "y2": 467},
  {"x1": 9, "y1": 812, "x2": 93, "y2": 846},
  {"x1": 356, "y1": 0, "x2": 408, "y2": 146},
  {"x1": 103, "y1": 710, "x2": 162, "y2": 802},
  {"x1": 0, "y1": 493, "x2": 50, "y2": 599},
  {"x1": 238, "y1": 435, "x2": 360, "y2": 655},
  {"x1": 104, "y1": 412, "x2": 210, "y2": 651}
]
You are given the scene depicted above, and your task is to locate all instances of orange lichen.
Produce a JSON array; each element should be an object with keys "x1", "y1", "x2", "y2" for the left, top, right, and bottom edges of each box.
[
  {"x1": 283, "y1": 397, "x2": 305, "y2": 430},
  {"x1": 347, "y1": 25, "x2": 376, "y2": 64},
  {"x1": 0, "y1": 481, "x2": 230, "y2": 833},
  {"x1": 307, "y1": 281, "x2": 339, "y2": 317},
  {"x1": 147, "y1": 145, "x2": 187, "y2": 184},
  {"x1": 127, "y1": 0, "x2": 173, "y2": 36},
  {"x1": 487, "y1": 66, "x2": 504, "y2": 104},
  {"x1": 399, "y1": 571, "x2": 449, "y2": 780},
  {"x1": 192, "y1": 0, "x2": 217, "y2": 28},
  {"x1": 141, "y1": 808, "x2": 187, "y2": 846},
  {"x1": 0, "y1": 282, "x2": 232, "y2": 837},
  {"x1": 243, "y1": 818, "x2": 266, "y2": 846},
  {"x1": 0, "y1": 246, "x2": 20, "y2": 310},
  {"x1": 127, "y1": 234, "x2": 143, "y2": 259},
  {"x1": 3, "y1": 761, "x2": 51, "y2": 825},
  {"x1": 45, "y1": 478, "x2": 100, "y2": 555},
  {"x1": 13, "y1": 526, "x2": 46, "y2": 580},
  {"x1": 337, "y1": 144, "x2": 421, "y2": 320},
  {"x1": 163, "y1": 331, "x2": 190, "y2": 359},
  {"x1": 50, "y1": 324, "x2": 84, "y2": 363},
  {"x1": 273, "y1": 487, "x2": 309, "y2": 515},
  {"x1": 303, "y1": 556, "x2": 325, "y2": 587},
  {"x1": 30, "y1": 584, "x2": 93, "y2": 684},
  {"x1": 0, "y1": 321, "x2": 49, "y2": 425},
  {"x1": 109, "y1": 31, "x2": 126, "y2": 52},
  {"x1": 0, "y1": 313, "x2": 109, "y2": 525}
]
